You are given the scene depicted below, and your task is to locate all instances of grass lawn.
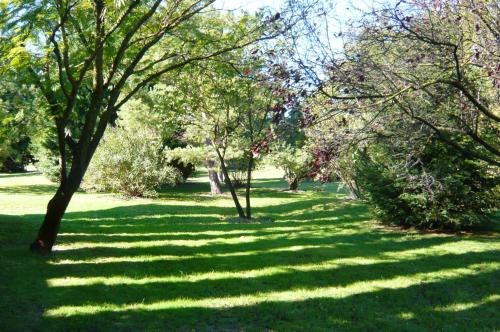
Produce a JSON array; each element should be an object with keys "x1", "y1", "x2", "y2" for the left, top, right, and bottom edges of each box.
[{"x1": 0, "y1": 170, "x2": 499, "y2": 331}]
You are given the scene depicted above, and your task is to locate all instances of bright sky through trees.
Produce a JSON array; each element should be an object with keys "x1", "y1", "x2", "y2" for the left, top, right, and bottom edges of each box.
[
  {"x1": 213, "y1": 0, "x2": 281, "y2": 12},
  {"x1": 213, "y1": 0, "x2": 395, "y2": 52},
  {"x1": 213, "y1": 0, "x2": 386, "y2": 17}
]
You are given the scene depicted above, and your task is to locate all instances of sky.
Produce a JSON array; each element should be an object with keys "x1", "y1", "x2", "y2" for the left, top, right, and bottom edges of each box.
[
  {"x1": 212, "y1": 0, "x2": 390, "y2": 32},
  {"x1": 213, "y1": 0, "x2": 385, "y2": 15},
  {"x1": 212, "y1": 0, "x2": 395, "y2": 53},
  {"x1": 213, "y1": 0, "x2": 282, "y2": 12}
]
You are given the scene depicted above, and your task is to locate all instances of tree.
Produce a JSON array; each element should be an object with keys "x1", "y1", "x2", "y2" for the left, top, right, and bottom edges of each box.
[
  {"x1": 171, "y1": 52, "x2": 287, "y2": 219},
  {"x1": 209, "y1": 66, "x2": 292, "y2": 219},
  {"x1": 288, "y1": 0, "x2": 499, "y2": 167},
  {"x1": 288, "y1": 0, "x2": 499, "y2": 228},
  {"x1": 186, "y1": 66, "x2": 270, "y2": 218},
  {"x1": 1, "y1": 0, "x2": 275, "y2": 253}
]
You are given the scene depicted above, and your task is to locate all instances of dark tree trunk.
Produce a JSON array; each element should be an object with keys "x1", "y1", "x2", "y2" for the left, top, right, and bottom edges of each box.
[
  {"x1": 288, "y1": 177, "x2": 299, "y2": 191},
  {"x1": 31, "y1": 146, "x2": 90, "y2": 253},
  {"x1": 245, "y1": 153, "x2": 253, "y2": 219},
  {"x1": 206, "y1": 159, "x2": 223, "y2": 194},
  {"x1": 30, "y1": 180, "x2": 79, "y2": 253},
  {"x1": 218, "y1": 171, "x2": 225, "y2": 183},
  {"x1": 215, "y1": 147, "x2": 246, "y2": 218}
]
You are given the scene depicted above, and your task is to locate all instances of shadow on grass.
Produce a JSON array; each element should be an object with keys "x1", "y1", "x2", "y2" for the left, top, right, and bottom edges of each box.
[
  {"x1": 0, "y1": 184, "x2": 59, "y2": 194},
  {"x1": 0, "y1": 171, "x2": 39, "y2": 179},
  {"x1": 157, "y1": 176, "x2": 344, "y2": 201},
  {"x1": 1, "y1": 178, "x2": 499, "y2": 331},
  {"x1": 252, "y1": 177, "x2": 348, "y2": 193},
  {"x1": 40, "y1": 271, "x2": 498, "y2": 331}
]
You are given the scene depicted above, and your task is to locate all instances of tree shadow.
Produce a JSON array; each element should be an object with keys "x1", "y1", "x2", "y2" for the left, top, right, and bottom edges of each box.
[
  {"x1": 0, "y1": 184, "x2": 59, "y2": 194},
  {"x1": 42, "y1": 271, "x2": 496, "y2": 331},
  {"x1": 0, "y1": 171, "x2": 39, "y2": 179},
  {"x1": 1, "y1": 178, "x2": 499, "y2": 331}
]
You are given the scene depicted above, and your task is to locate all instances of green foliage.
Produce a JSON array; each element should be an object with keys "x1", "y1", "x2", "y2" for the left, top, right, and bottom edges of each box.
[
  {"x1": 299, "y1": 1, "x2": 500, "y2": 225},
  {"x1": 266, "y1": 143, "x2": 311, "y2": 189},
  {"x1": 1, "y1": 0, "x2": 266, "y2": 195},
  {"x1": 116, "y1": 97, "x2": 196, "y2": 183},
  {"x1": 166, "y1": 146, "x2": 207, "y2": 166},
  {"x1": 30, "y1": 124, "x2": 68, "y2": 183},
  {"x1": 225, "y1": 154, "x2": 251, "y2": 187},
  {"x1": 32, "y1": 146, "x2": 61, "y2": 183},
  {"x1": 83, "y1": 126, "x2": 180, "y2": 198},
  {"x1": 0, "y1": 74, "x2": 38, "y2": 172},
  {"x1": 355, "y1": 141, "x2": 499, "y2": 230}
]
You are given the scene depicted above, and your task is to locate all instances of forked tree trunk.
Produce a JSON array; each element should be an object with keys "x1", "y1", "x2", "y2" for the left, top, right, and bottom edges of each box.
[
  {"x1": 30, "y1": 179, "x2": 80, "y2": 253},
  {"x1": 206, "y1": 159, "x2": 223, "y2": 194},
  {"x1": 215, "y1": 147, "x2": 246, "y2": 219}
]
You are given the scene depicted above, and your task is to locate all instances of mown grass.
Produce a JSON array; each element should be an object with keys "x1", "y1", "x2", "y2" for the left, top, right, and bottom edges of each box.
[{"x1": 0, "y1": 170, "x2": 499, "y2": 331}]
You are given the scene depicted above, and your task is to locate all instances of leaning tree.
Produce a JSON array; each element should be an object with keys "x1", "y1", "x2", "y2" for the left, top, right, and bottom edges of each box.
[{"x1": 0, "y1": 0, "x2": 281, "y2": 253}]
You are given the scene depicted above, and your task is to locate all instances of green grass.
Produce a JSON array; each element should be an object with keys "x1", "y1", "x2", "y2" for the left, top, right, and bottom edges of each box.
[{"x1": 0, "y1": 170, "x2": 499, "y2": 331}]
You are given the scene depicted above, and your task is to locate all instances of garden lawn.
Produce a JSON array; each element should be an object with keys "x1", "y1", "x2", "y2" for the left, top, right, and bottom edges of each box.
[{"x1": 0, "y1": 170, "x2": 499, "y2": 331}]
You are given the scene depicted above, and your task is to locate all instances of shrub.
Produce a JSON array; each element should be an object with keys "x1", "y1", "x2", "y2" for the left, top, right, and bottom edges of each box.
[
  {"x1": 226, "y1": 157, "x2": 248, "y2": 187},
  {"x1": 168, "y1": 158, "x2": 195, "y2": 183},
  {"x1": 83, "y1": 126, "x2": 180, "y2": 197},
  {"x1": 354, "y1": 141, "x2": 499, "y2": 230},
  {"x1": 0, "y1": 136, "x2": 31, "y2": 173},
  {"x1": 266, "y1": 144, "x2": 312, "y2": 190},
  {"x1": 31, "y1": 131, "x2": 67, "y2": 183},
  {"x1": 33, "y1": 147, "x2": 61, "y2": 182},
  {"x1": 165, "y1": 146, "x2": 207, "y2": 183}
]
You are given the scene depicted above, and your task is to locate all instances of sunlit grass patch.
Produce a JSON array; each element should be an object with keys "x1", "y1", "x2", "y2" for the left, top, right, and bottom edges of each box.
[
  {"x1": 44, "y1": 263, "x2": 499, "y2": 317},
  {"x1": 48, "y1": 244, "x2": 338, "y2": 265},
  {"x1": 1, "y1": 170, "x2": 499, "y2": 331},
  {"x1": 433, "y1": 294, "x2": 500, "y2": 312},
  {"x1": 46, "y1": 249, "x2": 498, "y2": 288}
]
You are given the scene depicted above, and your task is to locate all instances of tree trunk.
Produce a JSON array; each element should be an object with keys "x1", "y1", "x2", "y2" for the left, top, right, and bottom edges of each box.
[
  {"x1": 288, "y1": 177, "x2": 299, "y2": 191},
  {"x1": 215, "y1": 147, "x2": 246, "y2": 218},
  {"x1": 218, "y1": 171, "x2": 225, "y2": 183},
  {"x1": 333, "y1": 162, "x2": 360, "y2": 199},
  {"x1": 245, "y1": 153, "x2": 253, "y2": 219},
  {"x1": 30, "y1": 182, "x2": 78, "y2": 253},
  {"x1": 204, "y1": 137, "x2": 223, "y2": 194},
  {"x1": 206, "y1": 159, "x2": 223, "y2": 194},
  {"x1": 31, "y1": 147, "x2": 89, "y2": 253}
]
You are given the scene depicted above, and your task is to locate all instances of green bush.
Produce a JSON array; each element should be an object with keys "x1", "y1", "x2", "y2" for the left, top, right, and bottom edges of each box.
[
  {"x1": 83, "y1": 126, "x2": 180, "y2": 197},
  {"x1": 33, "y1": 147, "x2": 61, "y2": 183},
  {"x1": 31, "y1": 130, "x2": 67, "y2": 183},
  {"x1": 225, "y1": 157, "x2": 248, "y2": 187},
  {"x1": 267, "y1": 145, "x2": 312, "y2": 190},
  {"x1": 354, "y1": 142, "x2": 499, "y2": 230}
]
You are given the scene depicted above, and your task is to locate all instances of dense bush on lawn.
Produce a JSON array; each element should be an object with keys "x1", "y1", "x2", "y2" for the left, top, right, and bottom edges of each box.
[
  {"x1": 33, "y1": 146, "x2": 61, "y2": 182},
  {"x1": 266, "y1": 144, "x2": 312, "y2": 190},
  {"x1": 83, "y1": 126, "x2": 180, "y2": 197},
  {"x1": 31, "y1": 129, "x2": 68, "y2": 183},
  {"x1": 355, "y1": 141, "x2": 499, "y2": 230}
]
